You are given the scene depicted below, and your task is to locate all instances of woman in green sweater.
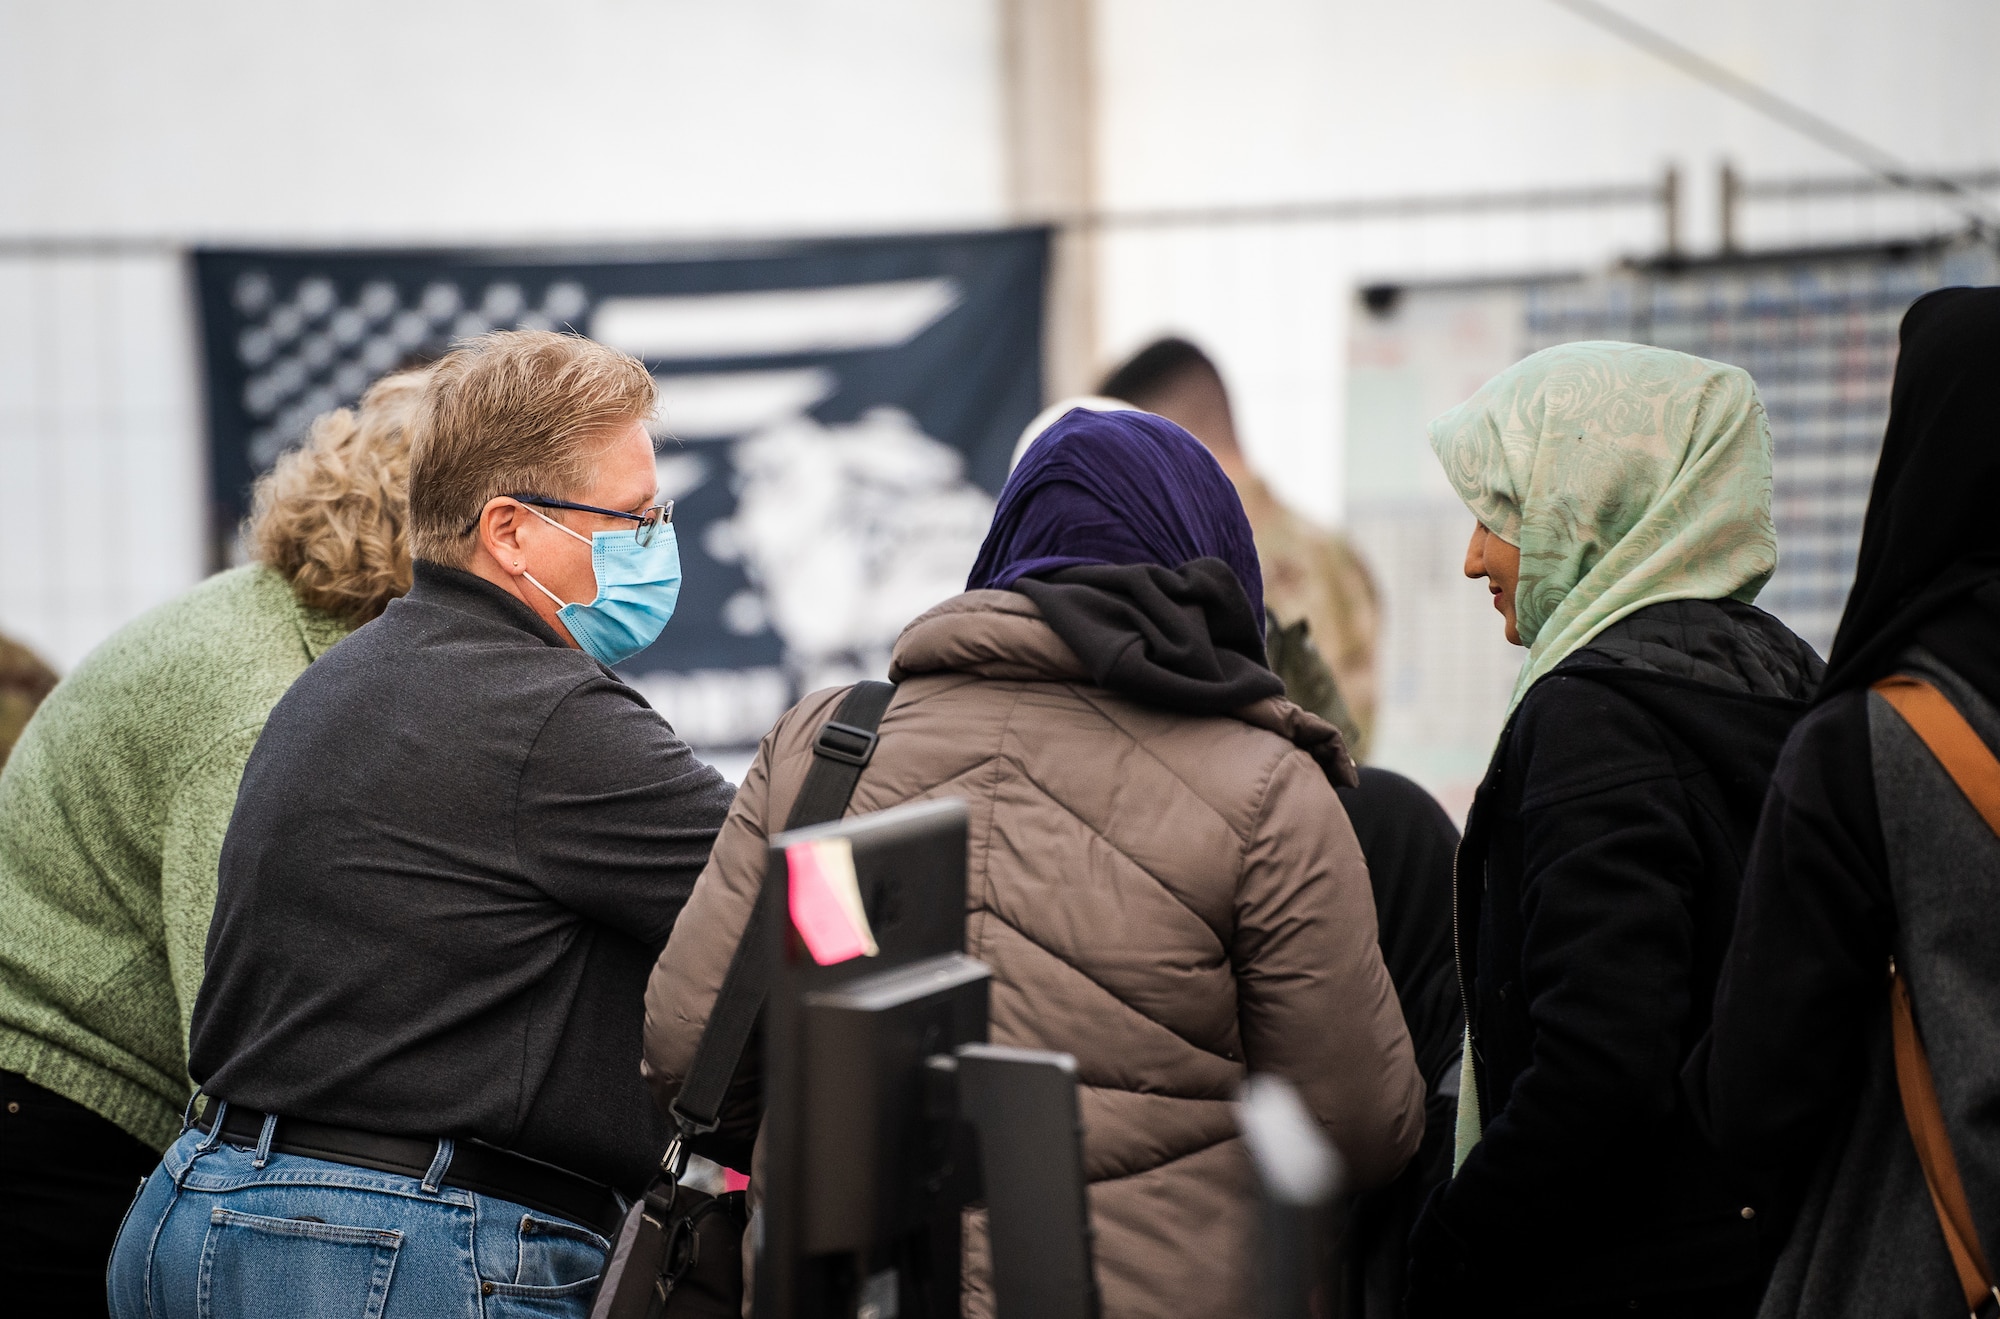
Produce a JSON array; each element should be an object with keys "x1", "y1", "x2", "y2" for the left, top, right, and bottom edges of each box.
[{"x1": 0, "y1": 370, "x2": 425, "y2": 1313}]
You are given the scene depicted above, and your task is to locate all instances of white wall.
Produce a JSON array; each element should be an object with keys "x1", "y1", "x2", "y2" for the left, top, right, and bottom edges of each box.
[
  {"x1": 0, "y1": 0, "x2": 1005, "y2": 242},
  {"x1": 1093, "y1": 0, "x2": 2000, "y2": 525},
  {"x1": 0, "y1": 256, "x2": 203, "y2": 668},
  {"x1": 0, "y1": 0, "x2": 1006, "y2": 668},
  {"x1": 4, "y1": 0, "x2": 1997, "y2": 669}
]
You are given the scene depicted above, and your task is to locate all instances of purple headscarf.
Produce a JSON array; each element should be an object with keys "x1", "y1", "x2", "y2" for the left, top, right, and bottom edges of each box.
[{"x1": 965, "y1": 408, "x2": 1264, "y2": 617}]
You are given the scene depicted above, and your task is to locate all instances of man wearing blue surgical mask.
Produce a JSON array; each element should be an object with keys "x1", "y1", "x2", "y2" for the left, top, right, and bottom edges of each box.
[
  {"x1": 474, "y1": 435, "x2": 681, "y2": 666},
  {"x1": 109, "y1": 331, "x2": 736, "y2": 1319}
]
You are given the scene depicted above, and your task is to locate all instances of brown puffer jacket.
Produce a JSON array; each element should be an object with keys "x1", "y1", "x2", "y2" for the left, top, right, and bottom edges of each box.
[{"x1": 643, "y1": 590, "x2": 1425, "y2": 1318}]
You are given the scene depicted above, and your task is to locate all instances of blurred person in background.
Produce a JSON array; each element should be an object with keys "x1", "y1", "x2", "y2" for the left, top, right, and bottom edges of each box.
[
  {"x1": 109, "y1": 331, "x2": 734, "y2": 1319},
  {"x1": 0, "y1": 633, "x2": 57, "y2": 768},
  {"x1": 1690, "y1": 288, "x2": 2000, "y2": 1316},
  {"x1": 0, "y1": 369, "x2": 424, "y2": 1315},
  {"x1": 1098, "y1": 336, "x2": 1380, "y2": 757},
  {"x1": 1409, "y1": 343, "x2": 1820, "y2": 1317},
  {"x1": 645, "y1": 406, "x2": 1425, "y2": 1318},
  {"x1": 1262, "y1": 610, "x2": 1360, "y2": 746}
]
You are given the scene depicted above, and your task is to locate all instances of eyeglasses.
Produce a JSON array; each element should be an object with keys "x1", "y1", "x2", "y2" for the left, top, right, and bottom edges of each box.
[{"x1": 461, "y1": 494, "x2": 675, "y2": 547}]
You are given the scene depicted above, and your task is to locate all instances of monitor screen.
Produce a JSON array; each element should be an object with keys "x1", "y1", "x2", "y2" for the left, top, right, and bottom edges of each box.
[{"x1": 757, "y1": 797, "x2": 986, "y2": 1319}]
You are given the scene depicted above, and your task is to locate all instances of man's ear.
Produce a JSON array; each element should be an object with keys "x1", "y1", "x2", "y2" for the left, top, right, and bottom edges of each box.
[{"x1": 477, "y1": 499, "x2": 531, "y2": 575}]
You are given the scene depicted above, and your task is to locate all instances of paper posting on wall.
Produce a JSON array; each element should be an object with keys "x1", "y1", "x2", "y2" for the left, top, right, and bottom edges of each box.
[{"x1": 786, "y1": 835, "x2": 879, "y2": 966}]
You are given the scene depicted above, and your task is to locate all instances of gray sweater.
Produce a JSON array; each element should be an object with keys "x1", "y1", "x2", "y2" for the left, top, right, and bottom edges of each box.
[{"x1": 189, "y1": 561, "x2": 735, "y2": 1192}]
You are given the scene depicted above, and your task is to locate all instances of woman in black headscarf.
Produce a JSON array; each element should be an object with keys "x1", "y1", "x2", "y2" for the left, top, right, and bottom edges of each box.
[{"x1": 1689, "y1": 286, "x2": 2000, "y2": 1317}]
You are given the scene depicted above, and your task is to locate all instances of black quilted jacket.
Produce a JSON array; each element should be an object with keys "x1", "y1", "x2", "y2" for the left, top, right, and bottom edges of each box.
[{"x1": 1409, "y1": 598, "x2": 1821, "y2": 1316}]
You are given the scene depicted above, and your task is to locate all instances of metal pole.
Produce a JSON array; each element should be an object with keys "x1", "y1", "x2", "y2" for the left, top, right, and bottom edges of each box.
[
  {"x1": 1662, "y1": 163, "x2": 1682, "y2": 259},
  {"x1": 1720, "y1": 160, "x2": 1741, "y2": 254}
]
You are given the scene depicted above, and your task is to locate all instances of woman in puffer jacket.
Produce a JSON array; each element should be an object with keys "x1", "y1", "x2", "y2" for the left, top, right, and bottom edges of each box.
[{"x1": 643, "y1": 406, "x2": 1425, "y2": 1318}]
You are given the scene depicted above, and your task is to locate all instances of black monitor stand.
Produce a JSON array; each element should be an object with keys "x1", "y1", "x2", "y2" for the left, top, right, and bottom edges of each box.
[{"x1": 950, "y1": 1044, "x2": 1099, "y2": 1319}]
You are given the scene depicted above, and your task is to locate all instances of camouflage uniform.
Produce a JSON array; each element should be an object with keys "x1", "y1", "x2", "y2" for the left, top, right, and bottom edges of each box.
[
  {"x1": 1236, "y1": 474, "x2": 1380, "y2": 760},
  {"x1": 1264, "y1": 614, "x2": 1363, "y2": 757}
]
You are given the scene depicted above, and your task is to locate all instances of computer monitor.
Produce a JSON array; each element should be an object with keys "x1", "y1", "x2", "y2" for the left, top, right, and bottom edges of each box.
[{"x1": 756, "y1": 797, "x2": 988, "y2": 1319}]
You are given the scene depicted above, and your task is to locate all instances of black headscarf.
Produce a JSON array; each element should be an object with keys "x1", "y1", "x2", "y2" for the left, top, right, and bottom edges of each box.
[{"x1": 1818, "y1": 286, "x2": 2000, "y2": 699}]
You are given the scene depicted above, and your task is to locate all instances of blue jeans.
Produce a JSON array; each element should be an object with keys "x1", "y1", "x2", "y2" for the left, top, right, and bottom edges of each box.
[{"x1": 108, "y1": 1118, "x2": 610, "y2": 1319}]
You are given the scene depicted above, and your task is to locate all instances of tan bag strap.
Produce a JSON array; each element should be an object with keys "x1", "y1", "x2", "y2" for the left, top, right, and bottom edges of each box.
[
  {"x1": 1891, "y1": 966, "x2": 1999, "y2": 1317},
  {"x1": 1877, "y1": 676, "x2": 2000, "y2": 836},
  {"x1": 1873, "y1": 675, "x2": 2000, "y2": 1317}
]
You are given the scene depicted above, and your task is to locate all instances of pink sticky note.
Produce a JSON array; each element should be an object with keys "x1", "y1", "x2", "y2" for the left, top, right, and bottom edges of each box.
[{"x1": 786, "y1": 837, "x2": 877, "y2": 966}]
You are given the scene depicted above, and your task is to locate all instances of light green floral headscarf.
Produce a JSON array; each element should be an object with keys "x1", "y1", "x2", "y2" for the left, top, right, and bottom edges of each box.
[
  {"x1": 1429, "y1": 340, "x2": 1779, "y2": 712},
  {"x1": 1435, "y1": 341, "x2": 1779, "y2": 1172}
]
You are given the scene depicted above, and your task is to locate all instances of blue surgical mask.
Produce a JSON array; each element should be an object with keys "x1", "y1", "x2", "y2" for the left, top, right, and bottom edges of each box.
[{"x1": 521, "y1": 510, "x2": 683, "y2": 667}]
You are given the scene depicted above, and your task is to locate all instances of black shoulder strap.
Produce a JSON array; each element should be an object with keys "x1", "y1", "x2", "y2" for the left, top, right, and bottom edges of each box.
[{"x1": 668, "y1": 680, "x2": 895, "y2": 1142}]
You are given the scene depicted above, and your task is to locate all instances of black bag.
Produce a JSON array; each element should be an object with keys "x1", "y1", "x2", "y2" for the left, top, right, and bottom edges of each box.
[{"x1": 590, "y1": 681, "x2": 896, "y2": 1319}]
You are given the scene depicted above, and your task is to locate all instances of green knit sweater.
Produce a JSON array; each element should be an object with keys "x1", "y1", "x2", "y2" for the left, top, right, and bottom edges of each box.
[{"x1": 0, "y1": 565, "x2": 349, "y2": 1149}]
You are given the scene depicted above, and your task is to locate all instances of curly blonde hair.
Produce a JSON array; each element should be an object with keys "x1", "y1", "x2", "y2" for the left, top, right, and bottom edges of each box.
[{"x1": 248, "y1": 369, "x2": 428, "y2": 626}]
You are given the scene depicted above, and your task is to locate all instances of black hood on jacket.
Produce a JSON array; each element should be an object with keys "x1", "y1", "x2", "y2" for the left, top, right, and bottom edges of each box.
[{"x1": 1014, "y1": 557, "x2": 1285, "y2": 716}]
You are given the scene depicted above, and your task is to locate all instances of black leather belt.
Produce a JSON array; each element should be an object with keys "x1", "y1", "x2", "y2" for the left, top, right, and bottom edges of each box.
[{"x1": 194, "y1": 1103, "x2": 627, "y2": 1239}]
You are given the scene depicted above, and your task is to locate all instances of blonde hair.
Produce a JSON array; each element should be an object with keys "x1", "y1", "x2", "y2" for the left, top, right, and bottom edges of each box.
[
  {"x1": 407, "y1": 330, "x2": 657, "y2": 566},
  {"x1": 248, "y1": 368, "x2": 427, "y2": 626}
]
